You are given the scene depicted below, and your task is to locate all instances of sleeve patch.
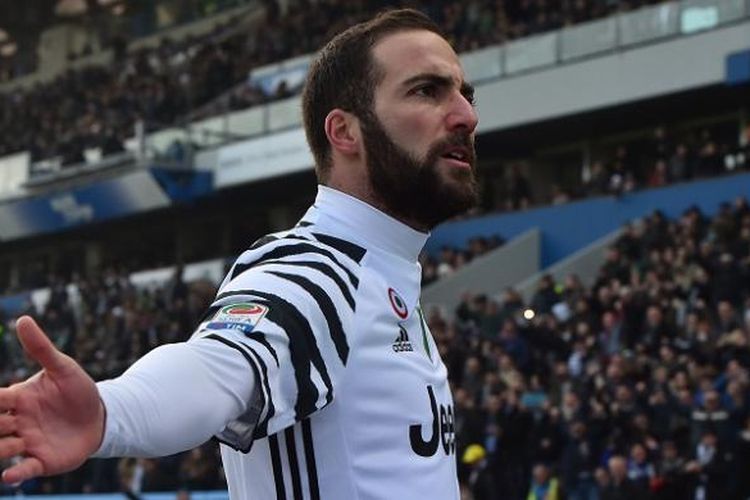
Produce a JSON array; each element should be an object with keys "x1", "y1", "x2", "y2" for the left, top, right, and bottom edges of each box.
[{"x1": 206, "y1": 303, "x2": 269, "y2": 334}]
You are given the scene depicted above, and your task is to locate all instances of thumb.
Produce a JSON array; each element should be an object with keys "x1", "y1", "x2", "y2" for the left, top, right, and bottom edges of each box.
[{"x1": 15, "y1": 316, "x2": 67, "y2": 375}]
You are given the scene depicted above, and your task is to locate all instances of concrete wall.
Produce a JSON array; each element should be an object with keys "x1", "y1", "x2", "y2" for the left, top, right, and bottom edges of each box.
[
  {"x1": 516, "y1": 228, "x2": 624, "y2": 303},
  {"x1": 422, "y1": 229, "x2": 541, "y2": 312}
]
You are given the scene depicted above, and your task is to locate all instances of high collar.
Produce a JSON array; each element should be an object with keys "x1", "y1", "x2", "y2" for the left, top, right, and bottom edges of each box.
[{"x1": 302, "y1": 185, "x2": 429, "y2": 263}]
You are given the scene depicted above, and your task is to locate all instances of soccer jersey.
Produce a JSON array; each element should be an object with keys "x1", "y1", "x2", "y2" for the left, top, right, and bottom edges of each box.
[{"x1": 193, "y1": 186, "x2": 458, "y2": 500}]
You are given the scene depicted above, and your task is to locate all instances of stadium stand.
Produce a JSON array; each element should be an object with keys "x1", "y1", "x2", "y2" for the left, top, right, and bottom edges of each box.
[
  {"x1": 0, "y1": 0, "x2": 673, "y2": 164},
  {"x1": 2, "y1": 196, "x2": 748, "y2": 498},
  {"x1": 443, "y1": 198, "x2": 750, "y2": 500},
  {"x1": 0, "y1": 265, "x2": 226, "y2": 495},
  {"x1": 0, "y1": 0, "x2": 748, "y2": 498},
  {"x1": 421, "y1": 235, "x2": 505, "y2": 286}
]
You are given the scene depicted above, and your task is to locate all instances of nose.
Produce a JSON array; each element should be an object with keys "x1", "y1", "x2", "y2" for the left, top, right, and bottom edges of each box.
[{"x1": 446, "y1": 91, "x2": 478, "y2": 134}]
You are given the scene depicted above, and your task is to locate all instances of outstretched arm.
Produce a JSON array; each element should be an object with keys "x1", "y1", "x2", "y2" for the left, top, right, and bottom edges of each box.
[
  {"x1": 94, "y1": 332, "x2": 254, "y2": 457},
  {"x1": 0, "y1": 316, "x2": 254, "y2": 484}
]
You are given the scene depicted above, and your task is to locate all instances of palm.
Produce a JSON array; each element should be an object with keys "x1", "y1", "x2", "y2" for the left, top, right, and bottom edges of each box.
[{"x1": 0, "y1": 317, "x2": 104, "y2": 484}]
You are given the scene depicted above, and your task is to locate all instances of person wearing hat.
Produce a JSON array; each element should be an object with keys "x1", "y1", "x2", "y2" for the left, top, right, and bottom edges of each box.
[{"x1": 462, "y1": 444, "x2": 496, "y2": 500}]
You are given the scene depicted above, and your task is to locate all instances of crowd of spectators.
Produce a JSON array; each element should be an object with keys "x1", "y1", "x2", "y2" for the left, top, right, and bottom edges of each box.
[
  {"x1": 421, "y1": 235, "x2": 505, "y2": 286},
  {"x1": 0, "y1": 0, "x2": 748, "y2": 495},
  {"x1": 583, "y1": 126, "x2": 748, "y2": 198},
  {"x1": 2, "y1": 193, "x2": 748, "y2": 498},
  {"x1": 495, "y1": 124, "x2": 749, "y2": 213},
  {"x1": 0, "y1": 0, "x2": 672, "y2": 166},
  {"x1": 0, "y1": 266, "x2": 225, "y2": 495},
  {"x1": 420, "y1": 124, "x2": 747, "y2": 290},
  {"x1": 432, "y1": 196, "x2": 750, "y2": 499},
  {"x1": 0, "y1": 14, "x2": 252, "y2": 166}
]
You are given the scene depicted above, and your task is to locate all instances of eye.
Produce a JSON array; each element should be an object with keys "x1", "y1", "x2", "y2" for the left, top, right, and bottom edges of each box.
[
  {"x1": 413, "y1": 84, "x2": 439, "y2": 99},
  {"x1": 463, "y1": 92, "x2": 476, "y2": 107}
]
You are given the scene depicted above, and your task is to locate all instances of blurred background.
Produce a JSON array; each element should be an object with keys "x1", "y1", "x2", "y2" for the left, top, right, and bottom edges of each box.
[{"x1": 0, "y1": 0, "x2": 748, "y2": 498}]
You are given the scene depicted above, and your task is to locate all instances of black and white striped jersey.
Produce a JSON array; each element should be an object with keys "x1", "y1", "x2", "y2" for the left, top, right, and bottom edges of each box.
[{"x1": 193, "y1": 186, "x2": 459, "y2": 500}]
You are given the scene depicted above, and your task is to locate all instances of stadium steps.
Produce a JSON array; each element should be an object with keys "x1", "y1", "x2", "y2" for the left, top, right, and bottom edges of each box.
[
  {"x1": 421, "y1": 228, "x2": 541, "y2": 313},
  {"x1": 515, "y1": 226, "x2": 624, "y2": 304}
]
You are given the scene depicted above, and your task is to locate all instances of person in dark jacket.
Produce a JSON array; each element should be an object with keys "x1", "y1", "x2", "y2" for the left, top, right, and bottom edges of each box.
[
  {"x1": 561, "y1": 421, "x2": 598, "y2": 500},
  {"x1": 685, "y1": 430, "x2": 730, "y2": 500},
  {"x1": 600, "y1": 455, "x2": 648, "y2": 500},
  {"x1": 462, "y1": 444, "x2": 497, "y2": 500}
]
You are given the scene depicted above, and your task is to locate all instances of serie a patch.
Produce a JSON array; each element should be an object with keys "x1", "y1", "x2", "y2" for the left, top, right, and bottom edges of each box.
[{"x1": 206, "y1": 303, "x2": 269, "y2": 334}]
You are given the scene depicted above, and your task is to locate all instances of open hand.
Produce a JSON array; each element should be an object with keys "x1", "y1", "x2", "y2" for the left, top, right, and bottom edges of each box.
[{"x1": 0, "y1": 316, "x2": 105, "y2": 484}]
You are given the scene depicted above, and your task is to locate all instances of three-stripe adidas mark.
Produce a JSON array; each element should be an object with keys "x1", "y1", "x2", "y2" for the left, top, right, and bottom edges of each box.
[{"x1": 392, "y1": 325, "x2": 413, "y2": 353}]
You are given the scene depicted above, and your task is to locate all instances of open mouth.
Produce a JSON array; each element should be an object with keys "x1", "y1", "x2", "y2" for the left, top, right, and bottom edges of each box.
[{"x1": 440, "y1": 146, "x2": 472, "y2": 168}]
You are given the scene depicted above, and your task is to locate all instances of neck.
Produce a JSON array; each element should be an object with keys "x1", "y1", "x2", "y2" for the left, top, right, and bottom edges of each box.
[
  {"x1": 324, "y1": 178, "x2": 430, "y2": 232},
  {"x1": 308, "y1": 185, "x2": 429, "y2": 263}
]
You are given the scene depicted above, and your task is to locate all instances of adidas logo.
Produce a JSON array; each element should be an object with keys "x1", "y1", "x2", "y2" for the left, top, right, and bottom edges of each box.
[{"x1": 392, "y1": 325, "x2": 413, "y2": 353}]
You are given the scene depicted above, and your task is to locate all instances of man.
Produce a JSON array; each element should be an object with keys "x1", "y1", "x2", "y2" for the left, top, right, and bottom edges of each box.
[
  {"x1": 685, "y1": 430, "x2": 730, "y2": 500},
  {"x1": 600, "y1": 455, "x2": 647, "y2": 500},
  {"x1": 462, "y1": 444, "x2": 496, "y2": 500},
  {"x1": 0, "y1": 8, "x2": 478, "y2": 500},
  {"x1": 526, "y1": 463, "x2": 562, "y2": 500}
]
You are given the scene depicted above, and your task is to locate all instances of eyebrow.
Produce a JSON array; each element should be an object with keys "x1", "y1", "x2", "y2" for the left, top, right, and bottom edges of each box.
[{"x1": 401, "y1": 73, "x2": 475, "y2": 101}]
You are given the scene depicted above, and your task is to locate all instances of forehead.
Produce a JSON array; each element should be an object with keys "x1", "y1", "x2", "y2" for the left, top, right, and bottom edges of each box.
[{"x1": 371, "y1": 29, "x2": 464, "y2": 89}]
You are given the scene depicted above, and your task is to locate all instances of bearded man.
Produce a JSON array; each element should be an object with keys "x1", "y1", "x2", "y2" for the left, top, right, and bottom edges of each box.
[{"x1": 0, "y1": 9, "x2": 479, "y2": 500}]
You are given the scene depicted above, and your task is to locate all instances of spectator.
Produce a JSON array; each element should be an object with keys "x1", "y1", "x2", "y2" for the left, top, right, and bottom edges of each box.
[
  {"x1": 462, "y1": 444, "x2": 496, "y2": 500},
  {"x1": 561, "y1": 421, "x2": 598, "y2": 500},
  {"x1": 690, "y1": 389, "x2": 732, "y2": 448},
  {"x1": 668, "y1": 143, "x2": 691, "y2": 181},
  {"x1": 685, "y1": 430, "x2": 729, "y2": 500},
  {"x1": 735, "y1": 416, "x2": 750, "y2": 500},
  {"x1": 600, "y1": 455, "x2": 646, "y2": 500},
  {"x1": 527, "y1": 463, "x2": 563, "y2": 500},
  {"x1": 531, "y1": 274, "x2": 560, "y2": 316},
  {"x1": 626, "y1": 443, "x2": 655, "y2": 492},
  {"x1": 505, "y1": 163, "x2": 533, "y2": 210}
]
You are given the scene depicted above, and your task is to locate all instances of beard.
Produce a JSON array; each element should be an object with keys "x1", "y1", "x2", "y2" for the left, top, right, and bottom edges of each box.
[{"x1": 359, "y1": 111, "x2": 479, "y2": 230}]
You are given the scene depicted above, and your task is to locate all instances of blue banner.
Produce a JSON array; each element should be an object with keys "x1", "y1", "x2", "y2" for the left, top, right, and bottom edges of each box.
[
  {"x1": 726, "y1": 48, "x2": 750, "y2": 85},
  {"x1": 0, "y1": 171, "x2": 171, "y2": 241}
]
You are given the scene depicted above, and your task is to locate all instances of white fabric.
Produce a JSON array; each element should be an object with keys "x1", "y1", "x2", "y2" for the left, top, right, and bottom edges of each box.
[
  {"x1": 94, "y1": 339, "x2": 253, "y2": 457},
  {"x1": 94, "y1": 186, "x2": 459, "y2": 499}
]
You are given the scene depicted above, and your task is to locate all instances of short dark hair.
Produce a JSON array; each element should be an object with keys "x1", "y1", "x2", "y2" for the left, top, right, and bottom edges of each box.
[{"x1": 301, "y1": 9, "x2": 444, "y2": 183}]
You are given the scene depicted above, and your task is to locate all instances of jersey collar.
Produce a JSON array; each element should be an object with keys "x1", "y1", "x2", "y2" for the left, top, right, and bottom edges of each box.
[{"x1": 303, "y1": 185, "x2": 429, "y2": 263}]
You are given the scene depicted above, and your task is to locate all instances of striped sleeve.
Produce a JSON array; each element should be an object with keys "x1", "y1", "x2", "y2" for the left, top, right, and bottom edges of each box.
[{"x1": 191, "y1": 236, "x2": 361, "y2": 452}]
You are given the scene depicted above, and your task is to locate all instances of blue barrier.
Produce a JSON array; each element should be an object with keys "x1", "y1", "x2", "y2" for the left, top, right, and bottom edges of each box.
[
  {"x1": 427, "y1": 173, "x2": 750, "y2": 267},
  {"x1": 0, "y1": 172, "x2": 171, "y2": 241},
  {"x1": 0, "y1": 491, "x2": 228, "y2": 500},
  {"x1": 726, "y1": 48, "x2": 750, "y2": 85},
  {"x1": 0, "y1": 291, "x2": 32, "y2": 315},
  {"x1": 149, "y1": 168, "x2": 214, "y2": 203}
]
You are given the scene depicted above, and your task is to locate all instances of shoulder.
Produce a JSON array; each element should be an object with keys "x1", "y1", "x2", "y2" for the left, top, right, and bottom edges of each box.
[
  {"x1": 207, "y1": 228, "x2": 371, "y2": 334},
  {"x1": 225, "y1": 227, "x2": 367, "y2": 292}
]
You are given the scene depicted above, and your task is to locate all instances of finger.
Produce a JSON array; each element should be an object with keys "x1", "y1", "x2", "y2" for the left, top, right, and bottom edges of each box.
[
  {"x1": 2, "y1": 457, "x2": 43, "y2": 485},
  {"x1": 0, "y1": 437, "x2": 24, "y2": 460},
  {"x1": 0, "y1": 414, "x2": 16, "y2": 436},
  {"x1": 15, "y1": 316, "x2": 67, "y2": 375},
  {"x1": 0, "y1": 389, "x2": 17, "y2": 413}
]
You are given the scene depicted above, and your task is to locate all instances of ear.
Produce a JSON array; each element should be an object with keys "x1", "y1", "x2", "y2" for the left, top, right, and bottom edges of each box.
[{"x1": 324, "y1": 109, "x2": 361, "y2": 157}]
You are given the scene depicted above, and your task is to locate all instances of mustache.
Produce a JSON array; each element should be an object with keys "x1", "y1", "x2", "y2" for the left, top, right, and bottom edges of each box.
[{"x1": 428, "y1": 133, "x2": 476, "y2": 167}]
